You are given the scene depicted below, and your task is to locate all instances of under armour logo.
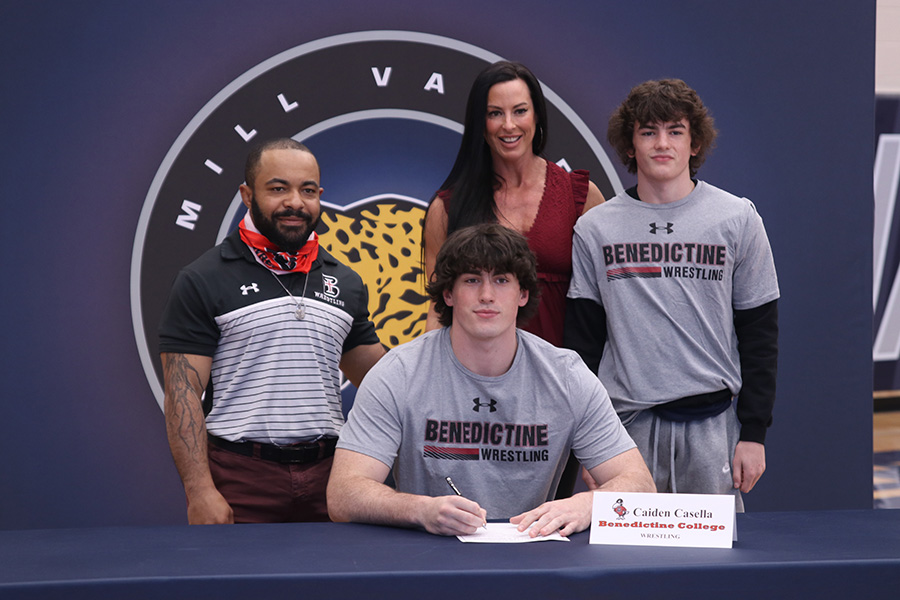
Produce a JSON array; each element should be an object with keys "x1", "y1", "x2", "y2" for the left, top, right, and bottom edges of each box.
[
  {"x1": 240, "y1": 283, "x2": 259, "y2": 295},
  {"x1": 649, "y1": 222, "x2": 674, "y2": 234},
  {"x1": 472, "y1": 398, "x2": 497, "y2": 413},
  {"x1": 323, "y1": 274, "x2": 340, "y2": 298}
]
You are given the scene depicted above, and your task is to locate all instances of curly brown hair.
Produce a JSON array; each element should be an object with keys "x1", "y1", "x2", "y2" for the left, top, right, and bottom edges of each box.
[
  {"x1": 607, "y1": 79, "x2": 717, "y2": 177},
  {"x1": 425, "y1": 223, "x2": 540, "y2": 327}
]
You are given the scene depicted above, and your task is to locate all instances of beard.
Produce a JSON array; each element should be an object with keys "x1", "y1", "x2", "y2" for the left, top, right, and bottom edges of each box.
[{"x1": 249, "y1": 195, "x2": 321, "y2": 253}]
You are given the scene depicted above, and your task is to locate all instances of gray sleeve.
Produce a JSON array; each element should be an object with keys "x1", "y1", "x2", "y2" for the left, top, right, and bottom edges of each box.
[
  {"x1": 567, "y1": 222, "x2": 604, "y2": 304},
  {"x1": 733, "y1": 200, "x2": 780, "y2": 310},
  {"x1": 567, "y1": 356, "x2": 636, "y2": 470},
  {"x1": 337, "y1": 357, "x2": 403, "y2": 468}
]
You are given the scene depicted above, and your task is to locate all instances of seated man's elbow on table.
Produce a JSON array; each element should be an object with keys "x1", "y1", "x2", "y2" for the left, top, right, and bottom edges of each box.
[
  {"x1": 326, "y1": 448, "x2": 387, "y2": 523},
  {"x1": 589, "y1": 447, "x2": 656, "y2": 493}
]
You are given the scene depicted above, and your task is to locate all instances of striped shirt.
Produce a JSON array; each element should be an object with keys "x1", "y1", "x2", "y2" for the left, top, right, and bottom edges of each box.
[{"x1": 159, "y1": 231, "x2": 380, "y2": 445}]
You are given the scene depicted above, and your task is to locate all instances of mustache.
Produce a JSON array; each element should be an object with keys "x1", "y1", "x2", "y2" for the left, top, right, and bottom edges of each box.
[{"x1": 274, "y1": 208, "x2": 313, "y2": 220}]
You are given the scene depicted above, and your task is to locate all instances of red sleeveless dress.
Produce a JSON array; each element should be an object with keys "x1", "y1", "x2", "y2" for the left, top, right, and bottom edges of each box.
[{"x1": 440, "y1": 160, "x2": 589, "y2": 346}]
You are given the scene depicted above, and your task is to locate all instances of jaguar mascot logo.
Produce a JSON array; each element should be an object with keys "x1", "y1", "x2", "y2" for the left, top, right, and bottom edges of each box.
[
  {"x1": 131, "y1": 31, "x2": 621, "y2": 408},
  {"x1": 319, "y1": 199, "x2": 428, "y2": 346}
]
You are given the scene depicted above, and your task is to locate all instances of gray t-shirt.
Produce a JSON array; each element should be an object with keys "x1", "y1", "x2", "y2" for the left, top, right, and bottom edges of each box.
[
  {"x1": 337, "y1": 328, "x2": 636, "y2": 518},
  {"x1": 567, "y1": 181, "x2": 780, "y2": 418}
]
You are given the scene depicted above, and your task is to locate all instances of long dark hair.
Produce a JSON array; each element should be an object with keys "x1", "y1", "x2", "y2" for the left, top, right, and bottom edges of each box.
[{"x1": 428, "y1": 61, "x2": 549, "y2": 236}]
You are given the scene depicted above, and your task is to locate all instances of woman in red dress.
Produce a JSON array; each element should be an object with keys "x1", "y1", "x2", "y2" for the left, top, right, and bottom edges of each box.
[{"x1": 423, "y1": 61, "x2": 606, "y2": 496}]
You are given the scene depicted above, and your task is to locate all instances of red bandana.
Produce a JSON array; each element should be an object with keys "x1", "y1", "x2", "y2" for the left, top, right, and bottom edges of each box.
[{"x1": 238, "y1": 214, "x2": 319, "y2": 274}]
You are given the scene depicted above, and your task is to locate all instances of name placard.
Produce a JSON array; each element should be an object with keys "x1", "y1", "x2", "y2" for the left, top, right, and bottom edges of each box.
[{"x1": 589, "y1": 491, "x2": 735, "y2": 548}]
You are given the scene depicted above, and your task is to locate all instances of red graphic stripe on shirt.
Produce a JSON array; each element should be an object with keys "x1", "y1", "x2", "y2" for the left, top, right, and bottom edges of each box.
[
  {"x1": 423, "y1": 446, "x2": 480, "y2": 460},
  {"x1": 606, "y1": 266, "x2": 662, "y2": 281}
]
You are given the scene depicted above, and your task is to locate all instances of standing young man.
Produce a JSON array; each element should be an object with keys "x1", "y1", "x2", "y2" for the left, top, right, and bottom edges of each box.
[
  {"x1": 565, "y1": 80, "x2": 779, "y2": 510},
  {"x1": 328, "y1": 223, "x2": 653, "y2": 537},
  {"x1": 159, "y1": 138, "x2": 384, "y2": 524}
]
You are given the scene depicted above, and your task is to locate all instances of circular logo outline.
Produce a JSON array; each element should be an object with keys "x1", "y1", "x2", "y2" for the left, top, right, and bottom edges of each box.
[{"x1": 131, "y1": 30, "x2": 623, "y2": 408}]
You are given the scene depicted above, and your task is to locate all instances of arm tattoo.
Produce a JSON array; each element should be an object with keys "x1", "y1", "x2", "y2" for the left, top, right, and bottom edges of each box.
[{"x1": 163, "y1": 354, "x2": 207, "y2": 468}]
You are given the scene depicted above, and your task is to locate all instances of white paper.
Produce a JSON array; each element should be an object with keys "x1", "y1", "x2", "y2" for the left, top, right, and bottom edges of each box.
[{"x1": 457, "y1": 522, "x2": 570, "y2": 543}]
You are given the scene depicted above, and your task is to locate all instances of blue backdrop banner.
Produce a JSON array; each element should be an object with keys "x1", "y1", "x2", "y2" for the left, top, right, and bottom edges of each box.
[{"x1": 0, "y1": 0, "x2": 876, "y2": 528}]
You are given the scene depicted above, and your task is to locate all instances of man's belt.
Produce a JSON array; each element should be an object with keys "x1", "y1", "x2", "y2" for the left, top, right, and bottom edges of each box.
[{"x1": 207, "y1": 434, "x2": 337, "y2": 464}]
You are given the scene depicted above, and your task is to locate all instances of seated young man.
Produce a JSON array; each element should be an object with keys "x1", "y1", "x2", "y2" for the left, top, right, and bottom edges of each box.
[{"x1": 327, "y1": 223, "x2": 653, "y2": 537}]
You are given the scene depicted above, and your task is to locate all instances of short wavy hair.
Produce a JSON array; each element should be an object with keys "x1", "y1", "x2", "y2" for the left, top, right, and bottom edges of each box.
[
  {"x1": 607, "y1": 79, "x2": 717, "y2": 177},
  {"x1": 426, "y1": 223, "x2": 540, "y2": 327}
]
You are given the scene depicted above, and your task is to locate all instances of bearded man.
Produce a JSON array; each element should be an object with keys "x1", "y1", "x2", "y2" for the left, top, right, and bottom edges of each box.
[{"x1": 159, "y1": 138, "x2": 384, "y2": 523}]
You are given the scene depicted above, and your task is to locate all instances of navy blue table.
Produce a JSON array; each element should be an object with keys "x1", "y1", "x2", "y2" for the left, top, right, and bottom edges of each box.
[{"x1": 1, "y1": 510, "x2": 898, "y2": 599}]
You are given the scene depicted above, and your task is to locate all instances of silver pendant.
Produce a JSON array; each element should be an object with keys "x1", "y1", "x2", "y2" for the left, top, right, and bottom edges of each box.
[{"x1": 295, "y1": 306, "x2": 306, "y2": 320}]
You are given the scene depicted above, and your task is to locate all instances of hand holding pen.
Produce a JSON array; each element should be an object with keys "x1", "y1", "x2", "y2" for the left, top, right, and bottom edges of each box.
[{"x1": 446, "y1": 476, "x2": 487, "y2": 529}]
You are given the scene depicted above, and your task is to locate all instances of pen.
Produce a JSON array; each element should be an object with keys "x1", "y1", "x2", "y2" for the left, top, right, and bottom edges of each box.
[{"x1": 446, "y1": 476, "x2": 487, "y2": 529}]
